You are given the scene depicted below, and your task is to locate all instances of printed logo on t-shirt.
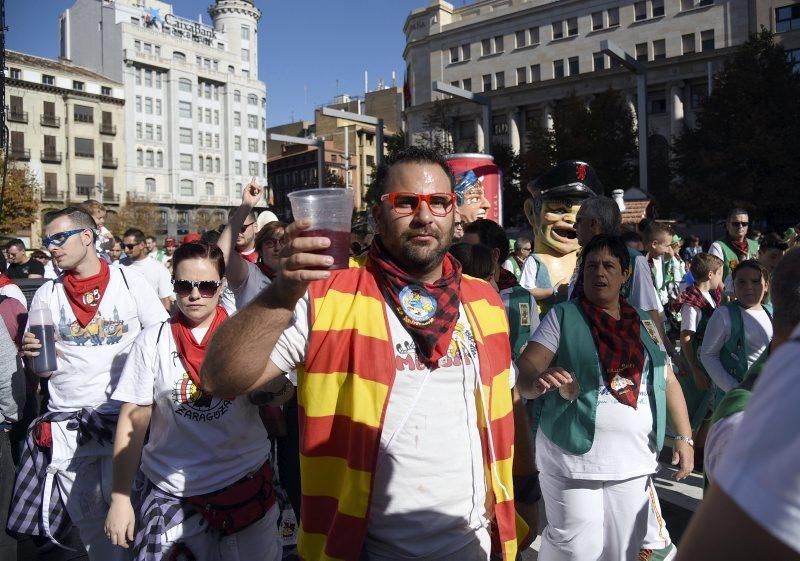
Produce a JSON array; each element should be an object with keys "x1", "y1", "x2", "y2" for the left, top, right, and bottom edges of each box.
[
  {"x1": 394, "y1": 321, "x2": 476, "y2": 371},
  {"x1": 172, "y1": 372, "x2": 233, "y2": 422},
  {"x1": 57, "y1": 305, "x2": 128, "y2": 346}
]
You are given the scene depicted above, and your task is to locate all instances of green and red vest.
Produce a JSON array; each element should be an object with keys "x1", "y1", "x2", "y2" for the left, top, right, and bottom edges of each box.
[
  {"x1": 716, "y1": 238, "x2": 760, "y2": 284},
  {"x1": 502, "y1": 285, "x2": 533, "y2": 360},
  {"x1": 297, "y1": 264, "x2": 520, "y2": 561},
  {"x1": 536, "y1": 301, "x2": 668, "y2": 455}
]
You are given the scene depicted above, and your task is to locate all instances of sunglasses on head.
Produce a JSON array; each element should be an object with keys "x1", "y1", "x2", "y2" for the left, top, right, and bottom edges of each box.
[
  {"x1": 172, "y1": 279, "x2": 223, "y2": 298},
  {"x1": 380, "y1": 192, "x2": 456, "y2": 217},
  {"x1": 240, "y1": 222, "x2": 256, "y2": 233},
  {"x1": 43, "y1": 228, "x2": 87, "y2": 248}
]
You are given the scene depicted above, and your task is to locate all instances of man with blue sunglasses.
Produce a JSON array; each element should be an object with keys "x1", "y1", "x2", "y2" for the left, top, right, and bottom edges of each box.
[{"x1": 9, "y1": 207, "x2": 167, "y2": 559}]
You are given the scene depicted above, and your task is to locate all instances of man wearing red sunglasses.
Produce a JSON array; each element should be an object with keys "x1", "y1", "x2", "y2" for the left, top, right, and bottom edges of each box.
[{"x1": 204, "y1": 147, "x2": 526, "y2": 560}]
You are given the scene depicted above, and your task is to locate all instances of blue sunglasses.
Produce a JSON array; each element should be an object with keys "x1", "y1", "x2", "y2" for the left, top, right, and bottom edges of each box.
[{"x1": 43, "y1": 228, "x2": 88, "y2": 248}]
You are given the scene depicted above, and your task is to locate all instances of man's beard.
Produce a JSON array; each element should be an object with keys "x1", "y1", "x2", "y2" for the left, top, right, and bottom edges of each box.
[{"x1": 393, "y1": 226, "x2": 454, "y2": 274}]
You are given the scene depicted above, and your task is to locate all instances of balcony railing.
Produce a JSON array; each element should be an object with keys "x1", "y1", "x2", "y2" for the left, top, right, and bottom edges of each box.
[
  {"x1": 6, "y1": 108, "x2": 28, "y2": 123},
  {"x1": 100, "y1": 123, "x2": 117, "y2": 135},
  {"x1": 74, "y1": 151, "x2": 94, "y2": 159},
  {"x1": 102, "y1": 157, "x2": 118, "y2": 168},
  {"x1": 9, "y1": 148, "x2": 30, "y2": 160},
  {"x1": 102, "y1": 192, "x2": 120, "y2": 203},
  {"x1": 73, "y1": 113, "x2": 94, "y2": 123},
  {"x1": 41, "y1": 150, "x2": 63, "y2": 164},
  {"x1": 41, "y1": 189, "x2": 66, "y2": 202},
  {"x1": 41, "y1": 114, "x2": 61, "y2": 128}
]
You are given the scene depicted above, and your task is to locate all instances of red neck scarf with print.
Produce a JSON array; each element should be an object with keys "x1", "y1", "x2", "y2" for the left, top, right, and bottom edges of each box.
[
  {"x1": 0, "y1": 275, "x2": 14, "y2": 289},
  {"x1": 368, "y1": 236, "x2": 462, "y2": 369},
  {"x1": 62, "y1": 260, "x2": 111, "y2": 327},
  {"x1": 579, "y1": 296, "x2": 646, "y2": 409},
  {"x1": 497, "y1": 267, "x2": 519, "y2": 291},
  {"x1": 727, "y1": 237, "x2": 750, "y2": 256},
  {"x1": 675, "y1": 284, "x2": 721, "y2": 315},
  {"x1": 171, "y1": 306, "x2": 229, "y2": 391}
]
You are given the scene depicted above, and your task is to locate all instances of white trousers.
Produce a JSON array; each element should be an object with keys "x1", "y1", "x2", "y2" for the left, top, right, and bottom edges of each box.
[
  {"x1": 538, "y1": 472, "x2": 671, "y2": 561},
  {"x1": 51, "y1": 421, "x2": 131, "y2": 561},
  {"x1": 163, "y1": 503, "x2": 282, "y2": 561}
]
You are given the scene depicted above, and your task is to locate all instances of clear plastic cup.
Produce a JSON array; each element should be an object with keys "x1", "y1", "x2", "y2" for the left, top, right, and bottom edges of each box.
[
  {"x1": 28, "y1": 303, "x2": 58, "y2": 375},
  {"x1": 288, "y1": 187, "x2": 354, "y2": 270}
]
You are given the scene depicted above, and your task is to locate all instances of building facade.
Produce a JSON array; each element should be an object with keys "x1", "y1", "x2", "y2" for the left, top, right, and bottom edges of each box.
[
  {"x1": 403, "y1": 0, "x2": 800, "y2": 183},
  {"x1": 4, "y1": 50, "x2": 126, "y2": 244},
  {"x1": 267, "y1": 86, "x2": 404, "y2": 212},
  {"x1": 60, "y1": 0, "x2": 267, "y2": 237}
]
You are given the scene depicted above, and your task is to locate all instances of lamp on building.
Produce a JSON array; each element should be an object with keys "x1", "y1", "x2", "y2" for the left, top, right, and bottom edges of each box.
[
  {"x1": 319, "y1": 106, "x2": 384, "y2": 168},
  {"x1": 431, "y1": 81, "x2": 491, "y2": 154},
  {"x1": 600, "y1": 40, "x2": 648, "y2": 194}
]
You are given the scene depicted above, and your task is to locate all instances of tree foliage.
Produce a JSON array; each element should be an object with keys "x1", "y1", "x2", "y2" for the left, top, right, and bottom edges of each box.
[
  {"x1": 490, "y1": 143, "x2": 526, "y2": 227},
  {"x1": 521, "y1": 89, "x2": 638, "y2": 195},
  {"x1": 672, "y1": 29, "x2": 800, "y2": 223},
  {"x1": 419, "y1": 99, "x2": 456, "y2": 153},
  {"x1": 106, "y1": 199, "x2": 162, "y2": 236},
  {"x1": 0, "y1": 154, "x2": 40, "y2": 235}
]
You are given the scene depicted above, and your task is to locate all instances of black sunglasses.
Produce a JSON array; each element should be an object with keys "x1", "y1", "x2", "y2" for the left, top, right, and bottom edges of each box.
[
  {"x1": 172, "y1": 279, "x2": 223, "y2": 298},
  {"x1": 123, "y1": 243, "x2": 139, "y2": 250},
  {"x1": 240, "y1": 222, "x2": 256, "y2": 233},
  {"x1": 730, "y1": 221, "x2": 749, "y2": 227}
]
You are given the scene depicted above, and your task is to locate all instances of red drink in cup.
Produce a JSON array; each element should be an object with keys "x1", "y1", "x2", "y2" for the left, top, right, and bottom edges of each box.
[{"x1": 289, "y1": 188, "x2": 354, "y2": 270}]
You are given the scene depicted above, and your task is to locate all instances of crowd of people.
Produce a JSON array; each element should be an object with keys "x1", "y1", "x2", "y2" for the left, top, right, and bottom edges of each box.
[{"x1": 0, "y1": 146, "x2": 798, "y2": 561}]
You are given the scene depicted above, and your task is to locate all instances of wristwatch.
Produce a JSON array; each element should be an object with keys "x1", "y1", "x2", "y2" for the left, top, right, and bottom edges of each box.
[{"x1": 674, "y1": 435, "x2": 694, "y2": 447}]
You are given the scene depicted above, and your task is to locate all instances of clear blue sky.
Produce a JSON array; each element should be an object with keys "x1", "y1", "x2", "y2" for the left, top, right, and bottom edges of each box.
[{"x1": 6, "y1": 0, "x2": 425, "y2": 125}]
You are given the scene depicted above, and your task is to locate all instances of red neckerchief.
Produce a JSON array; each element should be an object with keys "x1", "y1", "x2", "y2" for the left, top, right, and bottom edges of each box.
[
  {"x1": 0, "y1": 275, "x2": 14, "y2": 289},
  {"x1": 368, "y1": 236, "x2": 462, "y2": 369},
  {"x1": 238, "y1": 249, "x2": 259, "y2": 264},
  {"x1": 171, "y1": 306, "x2": 229, "y2": 392},
  {"x1": 579, "y1": 296, "x2": 646, "y2": 409},
  {"x1": 727, "y1": 237, "x2": 750, "y2": 256},
  {"x1": 256, "y1": 259, "x2": 276, "y2": 280},
  {"x1": 497, "y1": 267, "x2": 519, "y2": 291},
  {"x1": 62, "y1": 260, "x2": 111, "y2": 327},
  {"x1": 674, "y1": 285, "x2": 721, "y2": 315}
]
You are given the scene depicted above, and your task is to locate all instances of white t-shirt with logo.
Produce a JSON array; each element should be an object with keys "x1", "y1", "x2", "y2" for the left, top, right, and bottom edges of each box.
[
  {"x1": 530, "y1": 309, "x2": 661, "y2": 480},
  {"x1": 229, "y1": 261, "x2": 270, "y2": 310},
  {"x1": 699, "y1": 305, "x2": 772, "y2": 392},
  {"x1": 26, "y1": 267, "x2": 168, "y2": 413},
  {"x1": 112, "y1": 321, "x2": 269, "y2": 497},
  {"x1": 120, "y1": 257, "x2": 173, "y2": 299},
  {"x1": 270, "y1": 295, "x2": 515, "y2": 559}
]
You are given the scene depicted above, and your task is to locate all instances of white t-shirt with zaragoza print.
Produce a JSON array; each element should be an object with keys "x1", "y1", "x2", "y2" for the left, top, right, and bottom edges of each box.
[
  {"x1": 112, "y1": 322, "x2": 269, "y2": 496},
  {"x1": 26, "y1": 267, "x2": 168, "y2": 413}
]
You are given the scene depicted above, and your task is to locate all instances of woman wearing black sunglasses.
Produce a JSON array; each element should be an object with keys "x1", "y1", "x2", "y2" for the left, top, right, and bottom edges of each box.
[{"x1": 105, "y1": 242, "x2": 282, "y2": 561}]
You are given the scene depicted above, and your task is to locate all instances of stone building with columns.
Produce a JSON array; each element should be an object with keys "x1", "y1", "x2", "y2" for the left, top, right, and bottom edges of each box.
[
  {"x1": 59, "y1": 0, "x2": 267, "y2": 238},
  {"x1": 403, "y1": 0, "x2": 797, "y2": 186}
]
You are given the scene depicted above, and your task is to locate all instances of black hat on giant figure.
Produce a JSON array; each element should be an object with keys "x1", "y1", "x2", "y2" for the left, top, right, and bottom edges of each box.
[{"x1": 528, "y1": 160, "x2": 604, "y2": 199}]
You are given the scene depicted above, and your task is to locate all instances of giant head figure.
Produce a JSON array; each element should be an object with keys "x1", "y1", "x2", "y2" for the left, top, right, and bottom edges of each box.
[{"x1": 524, "y1": 160, "x2": 602, "y2": 285}]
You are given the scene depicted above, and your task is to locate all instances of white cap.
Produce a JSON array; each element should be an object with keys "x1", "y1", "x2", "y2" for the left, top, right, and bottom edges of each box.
[{"x1": 256, "y1": 210, "x2": 279, "y2": 231}]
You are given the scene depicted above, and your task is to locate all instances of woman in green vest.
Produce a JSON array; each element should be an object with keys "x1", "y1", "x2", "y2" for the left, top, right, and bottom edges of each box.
[{"x1": 517, "y1": 234, "x2": 694, "y2": 561}]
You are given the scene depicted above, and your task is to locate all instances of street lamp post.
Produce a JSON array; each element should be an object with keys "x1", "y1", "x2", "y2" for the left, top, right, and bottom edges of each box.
[
  {"x1": 600, "y1": 40, "x2": 648, "y2": 194},
  {"x1": 431, "y1": 81, "x2": 491, "y2": 154},
  {"x1": 268, "y1": 133, "x2": 326, "y2": 188},
  {"x1": 319, "y1": 107, "x2": 385, "y2": 168}
]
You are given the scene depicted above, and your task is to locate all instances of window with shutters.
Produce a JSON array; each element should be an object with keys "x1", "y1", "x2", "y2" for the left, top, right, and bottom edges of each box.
[
  {"x1": 76, "y1": 174, "x2": 94, "y2": 196},
  {"x1": 74, "y1": 138, "x2": 94, "y2": 158},
  {"x1": 73, "y1": 105, "x2": 94, "y2": 123},
  {"x1": 44, "y1": 173, "x2": 58, "y2": 197},
  {"x1": 180, "y1": 180, "x2": 194, "y2": 197}
]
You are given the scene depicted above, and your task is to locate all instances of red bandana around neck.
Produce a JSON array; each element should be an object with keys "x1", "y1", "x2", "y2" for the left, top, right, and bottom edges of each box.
[
  {"x1": 0, "y1": 275, "x2": 14, "y2": 289},
  {"x1": 675, "y1": 285, "x2": 721, "y2": 316},
  {"x1": 238, "y1": 249, "x2": 259, "y2": 264},
  {"x1": 171, "y1": 306, "x2": 229, "y2": 392},
  {"x1": 497, "y1": 267, "x2": 519, "y2": 291},
  {"x1": 727, "y1": 237, "x2": 750, "y2": 256},
  {"x1": 368, "y1": 236, "x2": 462, "y2": 369},
  {"x1": 62, "y1": 260, "x2": 111, "y2": 327},
  {"x1": 579, "y1": 296, "x2": 646, "y2": 409}
]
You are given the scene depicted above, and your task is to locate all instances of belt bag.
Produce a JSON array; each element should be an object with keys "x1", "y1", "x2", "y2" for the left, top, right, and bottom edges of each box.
[{"x1": 186, "y1": 460, "x2": 275, "y2": 535}]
